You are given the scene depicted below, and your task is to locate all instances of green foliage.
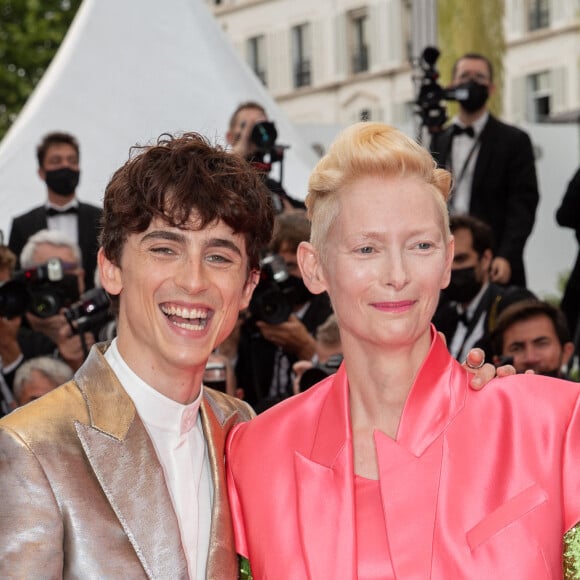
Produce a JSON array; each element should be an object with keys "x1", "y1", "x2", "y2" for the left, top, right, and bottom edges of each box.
[
  {"x1": 437, "y1": 0, "x2": 505, "y2": 118},
  {"x1": 0, "y1": 0, "x2": 81, "y2": 140}
]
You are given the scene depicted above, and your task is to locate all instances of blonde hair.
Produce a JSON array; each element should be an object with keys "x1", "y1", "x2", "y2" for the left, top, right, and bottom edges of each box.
[{"x1": 306, "y1": 122, "x2": 452, "y2": 253}]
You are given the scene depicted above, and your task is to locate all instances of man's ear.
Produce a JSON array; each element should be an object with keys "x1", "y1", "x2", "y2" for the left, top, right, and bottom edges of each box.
[
  {"x1": 562, "y1": 342, "x2": 576, "y2": 368},
  {"x1": 38, "y1": 167, "x2": 46, "y2": 182},
  {"x1": 98, "y1": 248, "x2": 122, "y2": 296},
  {"x1": 480, "y1": 248, "x2": 493, "y2": 273},
  {"x1": 297, "y1": 241, "x2": 327, "y2": 295},
  {"x1": 240, "y1": 269, "x2": 261, "y2": 309}
]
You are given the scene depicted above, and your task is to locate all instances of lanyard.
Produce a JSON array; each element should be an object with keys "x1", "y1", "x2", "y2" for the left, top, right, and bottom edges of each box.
[{"x1": 451, "y1": 134, "x2": 481, "y2": 192}]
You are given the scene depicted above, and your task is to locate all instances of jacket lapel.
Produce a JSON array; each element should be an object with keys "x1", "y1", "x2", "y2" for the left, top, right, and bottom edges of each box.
[
  {"x1": 294, "y1": 366, "x2": 356, "y2": 579},
  {"x1": 74, "y1": 345, "x2": 188, "y2": 580},
  {"x1": 200, "y1": 393, "x2": 241, "y2": 580},
  {"x1": 375, "y1": 432, "x2": 444, "y2": 578},
  {"x1": 471, "y1": 115, "x2": 496, "y2": 208},
  {"x1": 376, "y1": 331, "x2": 465, "y2": 577}
]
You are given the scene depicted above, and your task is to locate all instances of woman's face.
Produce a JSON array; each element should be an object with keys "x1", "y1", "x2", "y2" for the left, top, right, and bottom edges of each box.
[{"x1": 305, "y1": 174, "x2": 453, "y2": 352}]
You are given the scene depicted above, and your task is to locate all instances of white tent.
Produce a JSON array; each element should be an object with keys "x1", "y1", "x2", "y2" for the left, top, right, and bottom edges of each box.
[{"x1": 0, "y1": 0, "x2": 318, "y2": 240}]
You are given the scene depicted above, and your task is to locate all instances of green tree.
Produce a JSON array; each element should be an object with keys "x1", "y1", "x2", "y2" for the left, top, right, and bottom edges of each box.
[
  {"x1": 437, "y1": 0, "x2": 505, "y2": 118},
  {"x1": 0, "y1": 0, "x2": 81, "y2": 141}
]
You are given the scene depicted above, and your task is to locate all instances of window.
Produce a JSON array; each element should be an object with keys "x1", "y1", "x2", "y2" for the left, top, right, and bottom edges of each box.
[
  {"x1": 247, "y1": 35, "x2": 267, "y2": 85},
  {"x1": 292, "y1": 23, "x2": 312, "y2": 88},
  {"x1": 528, "y1": 0, "x2": 550, "y2": 31},
  {"x1": 527, "y1": 71, "x2": 551, "y2": 121},
  {"x1": 349, "y1": 9, "x2": 369, "y2": 74}
]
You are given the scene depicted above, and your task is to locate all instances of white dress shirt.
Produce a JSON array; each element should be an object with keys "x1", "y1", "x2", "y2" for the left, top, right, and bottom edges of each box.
[
  {"x1": 105, "y1": 339, "x2": 212, "y2": 579},
  {"x1": 449, "y1": 282, "x2": 489, "y2": 361},
  {"x1": 449, "y1": 111, "x2": 489, "y2": 214}
]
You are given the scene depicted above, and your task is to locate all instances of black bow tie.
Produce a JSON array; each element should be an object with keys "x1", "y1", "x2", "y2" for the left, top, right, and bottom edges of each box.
[
  {"x1": 456, "y1": 309, "x2": 471, "y2": 326},
  {"x1": 46, "y1": 206, "x2": 78, "y2": 217},
  {"x1": 452, "y1": 124, "x2": 475, "y2": 138}
]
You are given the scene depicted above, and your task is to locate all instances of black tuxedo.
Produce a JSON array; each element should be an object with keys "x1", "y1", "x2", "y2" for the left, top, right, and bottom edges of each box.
[
  {"x1": 433, "y1": 283, "x2": 535, "y2": 361},
  {"x1": 556, "y1": 166, "x2": 580, "y2": 342},
  {"x1": 8, "y1": 201, "x2": 102, "y2": 290},
  {"x1": 431, "y1": 114, "x2": 539, "y2": 287}
]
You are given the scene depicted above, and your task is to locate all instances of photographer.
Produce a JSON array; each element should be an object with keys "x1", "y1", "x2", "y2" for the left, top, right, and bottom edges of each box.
[
  {"x1": 292, "y1": 313, "x2": 343, "y2": 395},
  {"x1": 426, "y1": 52, "x2": 539, "y2": 287},
  {"x1": 235, "y1": 212, "x2": 332, "y2": 410},
  {"x1": 15, "y1": 230, "x2": 99, "y2": 374},
  {"x1": 0, "y1": 243, "x2": 54, "y2": 413},
  {"x1": 226, "y1": 101, "x2": 305, "y2": 213}
]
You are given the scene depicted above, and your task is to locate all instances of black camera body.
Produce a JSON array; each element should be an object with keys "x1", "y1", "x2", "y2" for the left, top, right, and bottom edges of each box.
[
  {"x1": 298, "y1": 353, "x2": 344, "y2": 392},
  {"x1": 0, "y1": 258, "x2": 80, "y2": 318},
  {"x1": 415, "y1": 46, "x2": 472, "y2": 131},
  {"x1": 248, "y1": 253, "x2": 302, "y2": 325},
  {"x1": 64, "y1": 287, "x2": 112, "y2": 335}
]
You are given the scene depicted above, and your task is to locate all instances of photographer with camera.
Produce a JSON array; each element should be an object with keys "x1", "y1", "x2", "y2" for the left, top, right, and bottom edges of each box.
[
  {"x1": 235, "y1": 212, "x2": 333, "y2": 411},
  {"x1": 292, "y1": 313, "x2": 343, "y2": 394},
  {"x1": 426, "y1": 52, "x2": 539, "y2": 287},
  {"x1": 0, "y1": 243, "x2": 56, "y2": 412},
  {"x1": 226, "y1": 101, "x2": 305, "y2": 214},
  {"x1": 13, "y1": 230, "x2": 99, "y2": 375}
]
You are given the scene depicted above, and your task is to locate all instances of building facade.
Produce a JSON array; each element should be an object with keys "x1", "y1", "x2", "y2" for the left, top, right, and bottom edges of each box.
[{"x1": 207, "y1": 0, "x2": 579, "y2": 127}]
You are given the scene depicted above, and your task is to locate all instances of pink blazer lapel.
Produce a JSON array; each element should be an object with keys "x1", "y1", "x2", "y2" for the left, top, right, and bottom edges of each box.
[
  {"x1": 294, "y1": 365, "x2": 357, "y2": 579},
  {"x1": 375, "y1": 431, "x2": 444, "y2": 578},
  {"x1": 373, "y1": 331, "x2": 466, "y2": 577}
]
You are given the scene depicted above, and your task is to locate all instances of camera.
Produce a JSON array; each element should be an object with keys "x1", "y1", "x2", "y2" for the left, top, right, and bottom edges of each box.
[
  {"x1": 248, "y1": 253, "x2": 303, "y2": 325},
  {"x1": 250, "y1": 121, "x2": 278, "y2": 154},
  {"x1": 0, "y1": 258, "x2": 80, "y2": 318},
  {"x1": 414, "y1": 46, "x2": 472, "y2": 132},
  {"x1": 203, "y1": 359, "x2": 227, "y2": 393},
  {"x1": 64, "y1": 287, "x2": 112, "y2": 335},
  {"x1": 298, "y1": 353, "x2": 344, "y2": 392}
]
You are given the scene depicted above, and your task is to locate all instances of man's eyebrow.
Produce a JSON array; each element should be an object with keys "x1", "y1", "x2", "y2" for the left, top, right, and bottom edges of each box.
[
  {"x1": 206, "y1": 238, "x2": 242, "y2": 256},
  {"x1": 141, "y1": 230, "x2": 186, "y2": 244}
]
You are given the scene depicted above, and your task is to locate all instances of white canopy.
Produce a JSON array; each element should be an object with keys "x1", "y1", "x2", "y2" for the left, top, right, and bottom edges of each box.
[{"x1": 0, "y1": 0, "x2": 317, "y2": 239}]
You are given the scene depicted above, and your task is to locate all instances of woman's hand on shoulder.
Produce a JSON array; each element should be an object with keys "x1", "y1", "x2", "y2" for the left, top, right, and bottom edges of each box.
[{"x1": 462, "y1": 347, "x2": 517, "y2": 390}]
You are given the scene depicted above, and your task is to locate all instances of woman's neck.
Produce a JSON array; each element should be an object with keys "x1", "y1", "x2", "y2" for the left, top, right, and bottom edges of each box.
[{"x1": 346, "y1": 332, "x2": 432, "y2": 478}]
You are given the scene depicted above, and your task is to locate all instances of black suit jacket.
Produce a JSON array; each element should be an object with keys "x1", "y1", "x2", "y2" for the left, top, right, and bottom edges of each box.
[
  {"x1": 556, "y1": 166, "x2": 580, "y2": 340},
  {"x1": 433, "y1": 283, "x2": 536, "y2": 361},
  {"x1": 8, "y1": 201, "x2": 102, "y2": 290},
  {"x1": 431, "y1": 114, "x2": 539, "y2": 287}
]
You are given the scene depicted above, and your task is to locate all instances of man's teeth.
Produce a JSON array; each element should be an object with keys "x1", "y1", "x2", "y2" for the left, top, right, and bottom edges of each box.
[{"x1": 161, "y1": 305, "x2": 207, "y2": 329}]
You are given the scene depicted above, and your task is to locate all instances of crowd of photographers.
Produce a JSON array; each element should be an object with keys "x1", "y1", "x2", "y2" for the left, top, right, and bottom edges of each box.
[{"x1": 1, "y1": 57, "x2": 579, "y2": 416}]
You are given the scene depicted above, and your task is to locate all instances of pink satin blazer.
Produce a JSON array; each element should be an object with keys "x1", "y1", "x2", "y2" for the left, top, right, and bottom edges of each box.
[{"x1": 227, "y1": 331, "x2": 580, "y2": 579}]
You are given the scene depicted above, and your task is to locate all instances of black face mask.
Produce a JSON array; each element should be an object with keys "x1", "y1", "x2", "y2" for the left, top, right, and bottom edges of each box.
[
  {"x1": 457, "y1": 80, "x2": 489, "y2": 113},
  {"x1": 442, "y1": 266, "x2": 482, "y2": 304},
  {"x1": 45, "y1": 168, "x2": 80, "y2": 197}
]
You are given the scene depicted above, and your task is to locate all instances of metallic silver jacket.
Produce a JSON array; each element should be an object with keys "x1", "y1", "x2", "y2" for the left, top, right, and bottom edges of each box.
[{"x1": 0, "y1": 343, "x2": 254, "y2": 579}]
